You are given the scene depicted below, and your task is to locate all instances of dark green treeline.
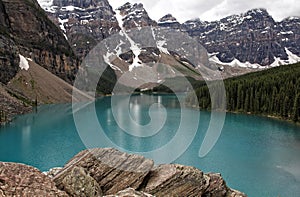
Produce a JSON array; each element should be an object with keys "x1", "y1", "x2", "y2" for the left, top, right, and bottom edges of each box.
[{"x1": 186, "y1": 62, "x2": 300, "y2": 122}]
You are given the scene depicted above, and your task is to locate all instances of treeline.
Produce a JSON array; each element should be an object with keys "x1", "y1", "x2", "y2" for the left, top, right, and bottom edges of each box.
[{"x1": 186, "y1": 62, "x2": 300, "y2": 122}]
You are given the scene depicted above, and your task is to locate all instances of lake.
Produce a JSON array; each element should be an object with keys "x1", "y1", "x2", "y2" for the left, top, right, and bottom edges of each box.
[{"x1": 0, "y1": 94, "x2": 300, "y2": 196}]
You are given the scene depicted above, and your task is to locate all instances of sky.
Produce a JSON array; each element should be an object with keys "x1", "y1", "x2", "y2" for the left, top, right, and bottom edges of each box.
[{"x1": 108, "y1": 0, "x2": 300, "y2": 23}]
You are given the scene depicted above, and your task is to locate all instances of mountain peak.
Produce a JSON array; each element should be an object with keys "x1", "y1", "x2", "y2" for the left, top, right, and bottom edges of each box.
[
  {"x1": 158, "y1": 14, "x2": 178, "y2": 24},
  {"x1": 117, "y1": 2, "x2": 145, "y2": 12},
  {"x1": 117, "y1": 2, "x2": 156, "y2": 30},
  {"x1": 243, "y1": 8, "x2": 272, "y2": 18}
]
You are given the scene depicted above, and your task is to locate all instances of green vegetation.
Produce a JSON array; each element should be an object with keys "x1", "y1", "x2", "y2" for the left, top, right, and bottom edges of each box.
[{"x1": 186, "y1": 62, "x2": 300, "y2": 122}]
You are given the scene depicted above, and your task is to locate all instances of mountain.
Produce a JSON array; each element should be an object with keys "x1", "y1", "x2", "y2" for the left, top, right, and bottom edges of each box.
[
  {"x1": 117, "y1": 2, "x2": 157, "y2": 30},
  {"x1": 39, "y1": 1, "x2": 300, "y2": 71},
  {"x1": 0, "y1": 0, "x2": 78, "y2": 84},
  {"x1": 40, "y1": 1, "x2": 220, "y2": 94},
  {"x1": 181, "y1": 9, "x2": 300, "y2": 67},
  {"x1": 0, "y1": 0, "x2": 80, "y2": 124},
  {"x1": 158, "y1": 14, "x2": 181, "y2": 30},
  {"x1": 42, "y1": 0, "x2": 120, "y2": 58}
]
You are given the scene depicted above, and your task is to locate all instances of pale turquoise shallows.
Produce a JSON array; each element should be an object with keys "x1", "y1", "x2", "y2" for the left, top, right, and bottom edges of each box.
[{"x1": 0, "y1": 95, "x2": 300, "y2": 196}]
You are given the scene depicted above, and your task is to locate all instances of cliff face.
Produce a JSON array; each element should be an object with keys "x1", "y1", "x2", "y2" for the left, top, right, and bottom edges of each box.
[
  {"x1": 181, "y1": 9, "x2": 300, "y2": 66},
  {"x1": 0, "y1": 0, "x2": 81, "y2": 124},
  {"x1": 117, "y1": 2, "x2": 157, "y2": 30},
  {"x1": 47, "y1": 0, "x2": 120, "y2": 59},
  {"x1": 0, "y1": 0, "x2": 78, "y2": 85},
  {"x1": 40, "y1": 0, "x2": 300, "y2": 68},
  {"x1": 0, "y1": 148, "x2": 247, "y2": 197}
]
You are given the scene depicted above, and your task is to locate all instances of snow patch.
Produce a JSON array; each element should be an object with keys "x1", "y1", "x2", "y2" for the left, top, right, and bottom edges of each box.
[
  {"x1": 58, "y1": 18, "x2": 68, "y2": 39},
  {"x1": 115, "y1": 10, "x2": 143, "y2": 71},
  {"x1": 279, "y1": 31, "x2": 294, "y2": 35},
  {"x1": 209, "y1": 53, "x2": 263, "y2": 69},
  {"x1": 103, "y1": 52, "x2": 123, "y2": 72},
  {"x1": 61, "y1": 6, "x2": 85, "y2": 12},
  {"x1": 158, "y1": 20, "x2": 177, "y2": 24},
  {"x1": 19, "y1": 54, "x2": 30, "y2": 71},
  {"x1": 151, "y1": 27, "x2": 156, "y2": 40},
  {"x1": 157, "y1": 40, "x2": 169, "y2": 55},
  {"x1": 209, "y1": 48, "x2": 300, "y2": 69},
  {"x1": 37, "y1": 0, "x2": 57, "y2": 13},
  {"x1": 285, "y1": 48, "x2": 300, "y2": 63},
  {"x1": 115, "y1": 40, "x2": 125, "y2": 57}
]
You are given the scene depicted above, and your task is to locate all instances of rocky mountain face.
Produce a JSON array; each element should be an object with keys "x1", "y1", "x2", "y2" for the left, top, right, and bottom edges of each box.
[
  {"x1": 116, "y1": 2, "x2": 157, "y2": 30},
  {"x1": 40, "y1": 1, "x2": 219, "y2": 94},
  {"x1": 0, "y1": 148, "x2": 247, "y2": 196},
  {"x1": 0, "y1": 0, "x2": 78, "y2": 85},
  {"x1": 180, "y1": 9, "x2": 300, "y2": 67},
  {"x1": 40, "y1": 1, "x2": 300, "y2": 69},
  {"x1": 45, "y1": 0, "x2": 120, "y2": 59},
  {"x1": 158, "y1": 14, "x2": 181, "y2": 30},
  {"x1": 0, "y1": 0, "x2": 81, "y2": 124}
]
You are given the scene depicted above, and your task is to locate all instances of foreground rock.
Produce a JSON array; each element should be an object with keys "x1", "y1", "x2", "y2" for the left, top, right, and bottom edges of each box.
[
  {"x1": 53, "y1": 148, "x2": 154, "y2": 195},
  {"x1": 140, "y1": 164, "x2": 245, "y2": 197},
  {"x1": 0, "y1": 148, "x2": 247, "y2": 196},
  {"x1": 0, "y1": 162, "x2": 67, "y2": 196},
  {"x1": 53, "y1": 148, "x2": 246, "y2": 196},
  {"x1": 104, "y1": 188, "x2": 153, "y2": 197}
]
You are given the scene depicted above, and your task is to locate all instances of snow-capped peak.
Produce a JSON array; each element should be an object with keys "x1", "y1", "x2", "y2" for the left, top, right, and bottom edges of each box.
[{"x1": 158, "y1": 14, "x2": 178, "y2": 24}]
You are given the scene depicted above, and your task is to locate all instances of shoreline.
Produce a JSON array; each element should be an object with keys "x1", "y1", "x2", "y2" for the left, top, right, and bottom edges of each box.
[
  {"x1": 184, "y1": 101, "x2": 300, "y2": 127},
  {"x1": 2, "y1": 93, "x2": 300, "y2": 127}
]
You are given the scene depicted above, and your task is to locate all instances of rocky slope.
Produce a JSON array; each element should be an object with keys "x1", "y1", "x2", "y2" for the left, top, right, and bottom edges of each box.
[
  {"x1": 0, "y1": 0, "x2": 78, "y2": 84},
  {"x1": 40, "y1": 1, "x2": 222, "y2": 94},
  {"x1": 116, "y1": 2, "x2": 157, "y2": 30},
  {"x1": 0, "y1": 0, "x2": 81, "y2": 124},
  {"x1": 0, "y1": 83, "x2": 31, "y2": 124},
  {"x1": 158, "y1": 14, "x2": 181, "y2": 30},
  {"x1": 0, "y1": 148, "x2": 247, "y2": 196},
  {"x1": 44, "y1": 0, "x2": 121, "y2": 59},
  {"x1": 175, "y1": 9, "x2": 300, "y2": 67},
  {"x1": 40, "y1": 1, "x2": 300, "y2": 69}
]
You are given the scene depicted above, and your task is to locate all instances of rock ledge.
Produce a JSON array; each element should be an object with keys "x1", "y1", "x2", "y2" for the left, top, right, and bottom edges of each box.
[{"x1": 0, "y1": 148, "x2": 247, "y2": 197}]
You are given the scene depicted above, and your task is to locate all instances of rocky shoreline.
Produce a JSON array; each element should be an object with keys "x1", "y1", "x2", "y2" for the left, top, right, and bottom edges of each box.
[
  {"x1": 0, "y1": 148, "x2": 246, "y2": 196},
  {"x1": 0, "y1": 84, "x2": 32, "y2": 125}
]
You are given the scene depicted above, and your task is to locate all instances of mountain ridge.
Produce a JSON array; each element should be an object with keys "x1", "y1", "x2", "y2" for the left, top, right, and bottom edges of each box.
[{"x1": 38, "y1": 1, "x2": 300, "y2": 68}]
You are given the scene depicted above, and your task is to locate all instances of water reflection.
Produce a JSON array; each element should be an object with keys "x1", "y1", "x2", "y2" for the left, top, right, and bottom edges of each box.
[
  {"x1": 0, "y1": 95, "x2": 300, "y2": 196},
  {"x1": 96, "y1": 94, "x2": 181, "y2": 152}
]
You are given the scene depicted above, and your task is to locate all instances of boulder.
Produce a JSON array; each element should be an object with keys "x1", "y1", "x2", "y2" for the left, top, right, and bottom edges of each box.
[
  {"x1": 0, "y1": 148, "x2": 247, "y2": 197},
  {"x1": 104, "y1": 188, "x2": 153, "y2": 197},
  {"x1": 141, "y1": 164, "x2": 209, "y2": 196},
  {"x1": 0, "y1": 162, "x2": 67, "y2": 196},
  {"x1": 141, "y1": 164, "x2": 247, "y2": 197},
  {"x1": 53, "y1": 148, "x2": 154, "y2": 195},
  {"x1": 60, "y1": 166, "x2": 102, "y2": 197}
]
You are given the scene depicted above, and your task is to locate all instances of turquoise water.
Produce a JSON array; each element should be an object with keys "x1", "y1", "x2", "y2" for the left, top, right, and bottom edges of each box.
[{"x1": 0, "y1": 95, "x2": 300, "y2": 196}]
